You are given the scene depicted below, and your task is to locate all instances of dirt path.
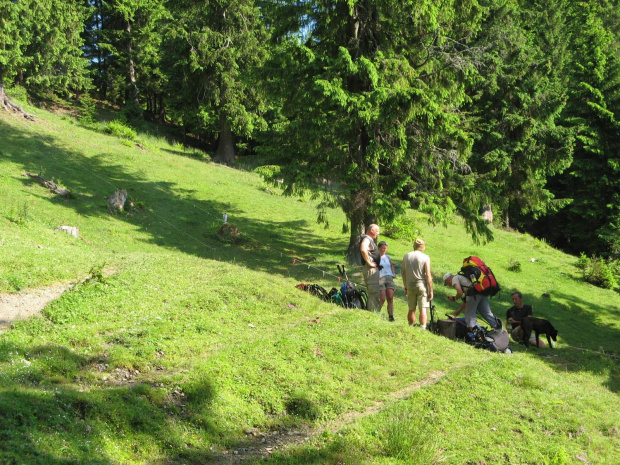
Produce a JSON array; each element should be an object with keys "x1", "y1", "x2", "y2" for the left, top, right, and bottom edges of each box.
[
  {"x1": 0, "y1": 282, "x2": 73, "y2": 332},
  {"x1": 210, "y1": 369, "x2": 452, "y2": 464}
]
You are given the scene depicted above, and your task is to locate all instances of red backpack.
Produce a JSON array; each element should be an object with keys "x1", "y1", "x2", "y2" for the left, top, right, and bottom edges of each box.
[{"x1": 459, "y1": 256, "x2": 501, "y2": 296}]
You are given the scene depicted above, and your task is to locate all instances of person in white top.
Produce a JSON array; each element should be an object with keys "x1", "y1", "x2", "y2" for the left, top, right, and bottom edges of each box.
[
  {"x1": 378, "y1": 241, "x2": 396, "y2": 321},
  {"x1": 401, "y1": 238, "x2": 434, "y2": 329}
]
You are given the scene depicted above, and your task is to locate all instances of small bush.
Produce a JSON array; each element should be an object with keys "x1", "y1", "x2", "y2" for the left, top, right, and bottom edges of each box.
[
  {"x1": 78, "y1": 93, "x2": 97, "y2": 124},
  {"x1": 383, "y1": 405, "x2": 444, "y2": 464},
  {"x1": 580, "y1": 255, "x2": 617, "y2": 289},
  {"x1": 104, "y1": 120, "x2": 138, "y2": 141},
  {"x1": 508, "y1": 258, "x2": 522, "y2": 272},
  {"x1": 5, "y1": 84, "x2": 28, "y2": 103},
  {"x1": 576, "y1": 253, "x2": 590, "y2": 270},
  {"x1": 6, "y1": 201, "x2": 31, "y2": 225},
  {"x1": 285, "y1": 392, "x2": 321, "y2": 420},
  {"x1": 217, "y1": 223, "x2": 241, "y2": 244}
]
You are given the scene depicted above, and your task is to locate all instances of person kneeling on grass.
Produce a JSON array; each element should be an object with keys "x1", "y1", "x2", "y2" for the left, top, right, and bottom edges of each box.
[
  {"x1": 443, "y1": 272, "x2": 502, "y2": 331},
  {"x1": 506, "y1": 291, "x2": 546, "y2": 348}
]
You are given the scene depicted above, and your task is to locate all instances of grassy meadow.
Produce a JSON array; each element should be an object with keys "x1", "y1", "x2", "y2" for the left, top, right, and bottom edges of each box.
[{"x1": 1, "y1": 100, "x2": 619, "y2": 464}]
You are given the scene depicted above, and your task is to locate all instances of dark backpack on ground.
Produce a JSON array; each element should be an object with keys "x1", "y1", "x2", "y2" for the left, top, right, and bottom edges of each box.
[
  {"x1": 458, "y1": 256, "x2": 500, "y2": 296},
  {"x1": 465, "y1": 326, "x2": 510, "y2": 352}
]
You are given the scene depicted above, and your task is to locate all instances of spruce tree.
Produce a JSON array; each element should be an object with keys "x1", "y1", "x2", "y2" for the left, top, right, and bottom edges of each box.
[
  {"x1": 257, "y1": 0, "x2": 487, "y2": 259},
  {"x1": 536, "y1": 1, "x2": 620, "y2": 257},
  {"x1": 163, "y1": 0, "x2": 269, "y2": 164}
]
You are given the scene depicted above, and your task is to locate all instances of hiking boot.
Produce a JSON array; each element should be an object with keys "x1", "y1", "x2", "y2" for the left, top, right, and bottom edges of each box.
[{"x1": 388, "y1": 315, "x2": 395, "y2": 322}]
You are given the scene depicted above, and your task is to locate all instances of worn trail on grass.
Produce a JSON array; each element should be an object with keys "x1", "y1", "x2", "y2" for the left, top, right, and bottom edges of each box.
[
  {"x1": 211, "y1": 368, "x2": 461, "y2": 464},
  {"x1": 0, "y1": 284, "x2": 462, "y2": 464},
  {"x1": 0, "y1": 282, "x2": 72, "y2": 332}
]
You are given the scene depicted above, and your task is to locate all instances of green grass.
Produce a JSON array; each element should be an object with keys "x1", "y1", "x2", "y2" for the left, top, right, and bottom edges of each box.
[{"x1": 1, "y1": 102, "x2": 619, "y2": 464}]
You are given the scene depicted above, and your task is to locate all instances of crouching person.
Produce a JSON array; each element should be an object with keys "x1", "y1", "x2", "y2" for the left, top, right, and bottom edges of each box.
[{"x1": 506, "y1": 291, "x2": 545, "y2": 347}]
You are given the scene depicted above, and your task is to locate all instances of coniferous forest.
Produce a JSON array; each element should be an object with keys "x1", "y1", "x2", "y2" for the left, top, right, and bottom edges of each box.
[{"x1": 2, "y1": 0, "x2": 619, "y2": 264}]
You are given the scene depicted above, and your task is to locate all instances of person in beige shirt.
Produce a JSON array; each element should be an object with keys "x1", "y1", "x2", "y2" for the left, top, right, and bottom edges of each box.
[{"x1": 401, "y1": 238, "x2": 433, "y2": 329}]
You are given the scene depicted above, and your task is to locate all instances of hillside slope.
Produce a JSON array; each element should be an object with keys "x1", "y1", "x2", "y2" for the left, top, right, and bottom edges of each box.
[{"x1": 1, "y1": 106, "x2": 619, "y2": 464}]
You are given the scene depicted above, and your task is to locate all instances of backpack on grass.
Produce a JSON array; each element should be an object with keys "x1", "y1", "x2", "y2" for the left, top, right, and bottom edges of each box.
[
  {"x1": 459, "y1": 256, "x2": 500, "y2": 296},
  {"x1": 465, "y1": 326, "x2": 510, "y2": 353}
]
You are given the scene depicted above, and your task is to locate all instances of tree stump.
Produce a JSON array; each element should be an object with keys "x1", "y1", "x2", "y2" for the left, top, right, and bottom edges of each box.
[
  {"x1": 107, "y1": 189, "x2": 128, "y2": 213},
  {"x1": 24, "y1": 172, "x2": 72, "y2": 198}
]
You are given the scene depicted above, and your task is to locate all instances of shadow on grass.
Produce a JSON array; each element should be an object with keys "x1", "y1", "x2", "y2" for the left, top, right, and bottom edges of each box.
[
  {"x1": 0, "y1": 342, "x2": 222, "y2": 464},
  {"x1": 498, "y1": 290, "x2": 620, "y2": 393},
  {"x1": 1, "y1": 120, "x2": 345, "y2": 284},
  {"x1": 260, "y1": 440, "x2": 366, "y2": 465}
]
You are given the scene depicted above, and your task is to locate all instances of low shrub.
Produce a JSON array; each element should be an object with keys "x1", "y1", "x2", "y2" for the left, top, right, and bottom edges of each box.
[
  {"x1": 104, "y1": 120, "x2": 137, "y2": 141},
  {"x1": 578, "y1": 254, "x2": 617, "y2": 289},
  {"x1": 508, "y1": 258, "x2": 522, "y2": 272},
  {"x1": 285, "y1": 392, "x2": 321, "y2": 420}
]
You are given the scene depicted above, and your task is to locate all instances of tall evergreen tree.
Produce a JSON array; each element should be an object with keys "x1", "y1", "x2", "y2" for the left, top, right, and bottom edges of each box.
[
  {"x1": 22, "y1": 0, "x2": 91, "y2": 97},
  {"x1": 464, "y1": 0, "x2": 574, "y2": 230},
  {"x1": 0, "y1": 0, "x2": 26, "y2": 111},
  {"x1": 83, "y1": 0, "x2": 168, "y2": 113},
  {"x1": 535, "y1": 1, "x2": 620, "y2": 257},
  {"x1": 258, "y1": 0, "x2": 487, "y2": 259},
  {"x1": 1, "y1": 0, "x2": 89, "y2": 114},
  {"x1": 164, "y1": 0, "x2": 269, "y2": 164}
]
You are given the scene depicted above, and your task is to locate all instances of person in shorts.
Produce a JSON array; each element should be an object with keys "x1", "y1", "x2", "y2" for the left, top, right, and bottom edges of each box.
[
  {"x1": 378, "y1": 241, "x2": 396, "y2": 321},
  {"x1": 401, "y1": 238, "x2": 433, "y2": 329}
]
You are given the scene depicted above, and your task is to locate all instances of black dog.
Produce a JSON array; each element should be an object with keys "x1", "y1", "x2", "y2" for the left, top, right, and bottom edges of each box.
[{"x1": 520, "y1": 317, "x2": 558, "y2": 348}]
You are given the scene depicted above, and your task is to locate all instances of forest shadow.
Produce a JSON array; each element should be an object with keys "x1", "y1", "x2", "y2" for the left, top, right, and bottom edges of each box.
[
  {"x1": 0, "y1": 341, "x2": 225, "y2": 464},
  {"x1": 1, "y1": 120, "x2": 344, "y2": 285}
]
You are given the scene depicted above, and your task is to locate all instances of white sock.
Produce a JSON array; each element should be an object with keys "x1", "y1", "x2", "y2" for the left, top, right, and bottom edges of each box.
[{"x1": 420, "y1": 324, "x2": 426, "y2": 329}]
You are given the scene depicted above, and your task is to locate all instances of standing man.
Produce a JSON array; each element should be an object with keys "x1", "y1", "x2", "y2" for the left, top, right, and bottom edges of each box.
[
  {"x1": 401, "y1": 238, "x2": 433, "y2": 329},
  {"x1": 444, "y1": 272, "x2": 502, "y2": 330},
  {"x1": 360, "y1": 224, "x2": 381, "y2": 312}
]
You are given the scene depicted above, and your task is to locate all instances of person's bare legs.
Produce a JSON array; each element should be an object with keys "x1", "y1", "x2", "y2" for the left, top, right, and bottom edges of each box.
[
  {"x1": 379, "y1": 290, "x2": 386, "y2": 311},
  {"x1": 419, "y1": 306, "x2": 428, "y2": 326},
  {"x1": 386, "y1": 288, "x2": 394, "y2": 318},
  {"x1": 408, "y1": 308, "x2": 416, "y2": 326}
]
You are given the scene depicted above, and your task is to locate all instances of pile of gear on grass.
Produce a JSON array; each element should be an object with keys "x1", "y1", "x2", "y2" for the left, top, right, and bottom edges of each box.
[
  {"x1": 296, "y1": 265, "x2": 368, "y2": 310},
  {"x1": 430, "y1": 256, "x2": 512, "y2": 353}
]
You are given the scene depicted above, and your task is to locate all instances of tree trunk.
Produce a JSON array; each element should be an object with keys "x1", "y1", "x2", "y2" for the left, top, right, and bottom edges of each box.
[
  {"x1": 125, "y1": 20, "x2": 140, "y2": 106},
  {"x1": 213, "y1": 111, "x2": 236, "y2": 165},
  {"x1": 346, "y1": 189, "x2": 371, "y2": 264}
]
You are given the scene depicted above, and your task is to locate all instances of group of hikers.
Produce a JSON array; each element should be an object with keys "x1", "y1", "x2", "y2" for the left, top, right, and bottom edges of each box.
[{"x1": 360, "y1": 223, "x2": 546, "y2": 347}]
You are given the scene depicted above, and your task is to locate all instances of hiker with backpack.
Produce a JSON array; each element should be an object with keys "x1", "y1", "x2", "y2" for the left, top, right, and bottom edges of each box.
[
  {"x1": 378, "y1": 241, "x2": 396, "y2": 321},
  {"x1": 443, "y1": 256, "x2": 502, "y2": 331},
  {"x1": 401, "y1": 238, "x2": 434, "y2": 329},
  {"x1": 360, "y1": 224, "x2": 382, "y2": 311}
]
